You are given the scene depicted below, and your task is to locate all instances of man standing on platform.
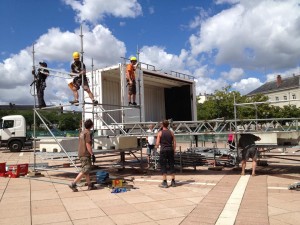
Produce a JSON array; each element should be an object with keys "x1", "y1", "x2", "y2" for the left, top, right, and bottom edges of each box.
[
  {"x1": 32, "y1": 61, "x2": 49, "y2": 108},
  {"x1": 68, "y1": 51, "x2": 98, "y2": 105},
  {"x1": 126, "y1": 56, "x2": 137, "y2": 106}
]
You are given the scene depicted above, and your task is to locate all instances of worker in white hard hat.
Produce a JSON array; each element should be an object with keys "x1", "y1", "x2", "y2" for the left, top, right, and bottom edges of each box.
[
  {"x1": 126, "y1": 56, "x2": 138, "y2": 106},
  {"x1": 68, "y1": 52, "x2": 98, "y2": 105}
]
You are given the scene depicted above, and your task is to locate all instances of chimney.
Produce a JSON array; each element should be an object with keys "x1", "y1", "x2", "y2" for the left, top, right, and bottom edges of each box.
[{"x1": 276, "y1": 75, "x2": 282, "y2": 87}]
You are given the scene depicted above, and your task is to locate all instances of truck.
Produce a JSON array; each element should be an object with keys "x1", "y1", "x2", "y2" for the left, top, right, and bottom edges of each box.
[
  {"x1": 0, "y1": 115, "x2": 33, "y2": 152},
  {"x1": 84, "y1": 60, "x2": 197, "y2": 132}
]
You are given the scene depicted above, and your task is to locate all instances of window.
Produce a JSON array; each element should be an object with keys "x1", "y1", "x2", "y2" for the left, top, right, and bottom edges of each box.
[
  {"x1": 3, "y1": 120, "x2": 14, "y2": 129},
  {"x1": 284, "y1": 96, "x2": 287, "y2": 100},
  {"x1": 275, "y1": 97, "x2": 279, "y2": 101},
  {"x1": 292, "y1": 94, "x2": 296, "y2": 99}
]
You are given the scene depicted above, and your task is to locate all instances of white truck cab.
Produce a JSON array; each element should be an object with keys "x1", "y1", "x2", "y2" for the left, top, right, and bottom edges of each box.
[{"x1": 0, "y1": 115, "x2": 32, "y2": 151}]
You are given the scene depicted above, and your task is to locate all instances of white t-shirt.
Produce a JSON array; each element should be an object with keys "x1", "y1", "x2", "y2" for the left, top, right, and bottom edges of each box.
[{"x1": 146, "y1": 129, "x2": 156, "y2": 145}]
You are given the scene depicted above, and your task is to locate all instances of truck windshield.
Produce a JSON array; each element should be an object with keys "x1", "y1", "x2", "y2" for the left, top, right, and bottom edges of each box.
[{"x1": 0, "y1": 119, "x2": 2, "y2": 129}]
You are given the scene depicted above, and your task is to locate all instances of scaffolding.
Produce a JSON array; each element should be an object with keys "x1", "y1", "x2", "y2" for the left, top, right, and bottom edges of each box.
[{"x1": 29, "y1": 26, "x2": 150, "y2": 175}]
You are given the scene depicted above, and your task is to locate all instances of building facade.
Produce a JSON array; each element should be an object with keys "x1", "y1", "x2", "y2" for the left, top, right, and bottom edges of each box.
[{"x1": 247, "y1": 75, "x2": 300, "y2": 107}]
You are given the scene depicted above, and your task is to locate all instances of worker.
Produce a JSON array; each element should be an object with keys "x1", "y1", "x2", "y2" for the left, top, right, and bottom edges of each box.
[
  {"x1": 68, "y1": 52, "x2": 98, "y2": 105},
  {"x1": 239, "y1": 132, "x2": 261, "y2": 176},
  {"x1": 126, "y1": 56, "x2": 137, "y2": 106},
  {"x1": 32, "y1": 61, "x2": 49, "y2": 108}
]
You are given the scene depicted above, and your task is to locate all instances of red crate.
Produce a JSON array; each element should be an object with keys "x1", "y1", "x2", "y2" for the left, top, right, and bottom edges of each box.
[
  {"x1": 7, "y1": 164, "x2": 29, "y2": 178},
  {"x1": 0, "y1": 162, "x2": 7, "y2": 177}
]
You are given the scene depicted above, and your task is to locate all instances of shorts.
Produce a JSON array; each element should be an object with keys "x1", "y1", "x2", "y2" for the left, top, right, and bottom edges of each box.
[
  {"x1": 128, "y1": 82, "x2": 136, "y2": 95},
  {"x1": 147, "y1": 144, "x2": 156, "y2": 155},
  {"x1": 73, "y1": 77, "x2": 89, "y2": 91},
  {"x1": 80, "y1": 156, "x2": 92, "y2": 174},
  {"x1": 241, "y1": 146, "x2": 258, "y2": 161},
  {"x1": 160, "y1": 150, "x2": 175, "y2": 174}
]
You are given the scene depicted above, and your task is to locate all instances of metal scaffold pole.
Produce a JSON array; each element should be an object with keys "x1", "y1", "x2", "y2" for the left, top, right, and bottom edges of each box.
[
  {"x1": 91, "y1": 58, "x2": 95, "y2": 147},
  {"x1": 32, "y1": 44, "x2": 37, "y2": 173},
  {"x1": 137, "y1": 46, "x2": 142, "y2": 122},
  {"x1": 233, "y1": 94, "x2": 239, "y2": 167},
  {"x1": 80, "y1": 24, "x2": 85, "y2": 129}
]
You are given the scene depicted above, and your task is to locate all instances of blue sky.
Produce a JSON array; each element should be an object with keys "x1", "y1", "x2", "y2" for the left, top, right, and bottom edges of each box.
[{"x1": 1, "y1": 0, "x2": 300, "y2": 106}]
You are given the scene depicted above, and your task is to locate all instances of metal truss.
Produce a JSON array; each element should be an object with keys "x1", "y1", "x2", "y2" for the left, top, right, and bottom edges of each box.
[{"x1": 113, "y1": 118, "x2": 300, "y2": 136}]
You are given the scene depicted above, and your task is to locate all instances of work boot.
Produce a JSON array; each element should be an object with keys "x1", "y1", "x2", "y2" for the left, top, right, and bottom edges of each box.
[
  {"x1": 132, "y1": 102, "x2": 137, "y2": 106},
  {"x1": 68, "y1": 182, "x2": 78, "y2": 192},
  {"x1": 171, "y1": 179, "x2": 176, "y2": 187},
  {"x1": 87, "y1": 183, "x2": 97, "y2": 190},
  {"x1": 159, "y1": 180, "x2": 168, "y2": 188},
  {"x1": 92, "y1": 100, "x2": 98, "y2": 106},
  {"x1": 69, "y1": 100, "x2": 79, "y2": 105},
  {"x1": 128, "y1": 102, "x2": 132, "y2": 106}
]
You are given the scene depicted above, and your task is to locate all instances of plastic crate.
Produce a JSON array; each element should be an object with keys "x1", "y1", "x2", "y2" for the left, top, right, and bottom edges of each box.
[
  {"x1": 0, "y1": 162, "x2": 7, "y2": 177},
  {"x1": 6, "y1": 164, "x2": 29, "y2": 178}
]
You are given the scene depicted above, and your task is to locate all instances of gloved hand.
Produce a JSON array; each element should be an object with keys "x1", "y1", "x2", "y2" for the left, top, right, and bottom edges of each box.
[{"x1": 92, "y1": 154, "x2": 96, "y2": 164}]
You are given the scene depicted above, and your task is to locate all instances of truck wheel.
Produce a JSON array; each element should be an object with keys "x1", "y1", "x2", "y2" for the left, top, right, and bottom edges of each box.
[{"x1": 9, "y1": 140, "x2": 22, "y2": 152}]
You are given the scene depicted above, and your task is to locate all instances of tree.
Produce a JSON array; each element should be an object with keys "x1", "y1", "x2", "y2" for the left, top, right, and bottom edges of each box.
[{"x1": 197, "y1": 87, "x2": 300, "y2": 120}]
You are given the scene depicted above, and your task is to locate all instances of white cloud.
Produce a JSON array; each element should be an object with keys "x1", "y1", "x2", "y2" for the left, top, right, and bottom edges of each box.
[
  {"x1": 63, "y1": 0, "x2": 142, "y2": 24},
  {"x1": 139, "y1": 46, "x2": 188, "y2": 73},
  {"x1": 190, "y1": 0, "x2": 300, "y2": 71},
  {"x1": 215, "y1": 0, "x2": 240, "y2": 4},
  {"x1": 232, "y1": 77, "x2": 263, "y2": 94},
  {"x1": 266, "y1": 66, "x2": 300, "y2": 82},
  {"x1": 221, "y1": 68, "x2": 244, "y2": 81},
  {"x1": 0, "y1": 25, "x2": 126, "y2": 105},
  {"x1": 196, "y1": 77, "x2": 228, "y2": 95}
]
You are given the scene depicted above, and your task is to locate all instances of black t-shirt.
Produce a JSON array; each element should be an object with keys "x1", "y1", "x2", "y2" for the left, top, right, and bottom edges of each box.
[
  {"x1": 71, "y1": 61, "x2": 86, "y2": 75},
  {"x1": 238, "y1": 133, "x2": 260, "y2": 149},
  {"x1": 37, "y1": 68, "x2": 49, "y2": 82},
  {"x1": 160, "y1": 130, "x2": 173, "y2": 151}
]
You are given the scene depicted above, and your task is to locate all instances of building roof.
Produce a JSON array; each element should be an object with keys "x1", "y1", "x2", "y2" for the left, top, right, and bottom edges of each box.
[{"x1": 247, "y1": 75, "x2": 300, "y2": 96}]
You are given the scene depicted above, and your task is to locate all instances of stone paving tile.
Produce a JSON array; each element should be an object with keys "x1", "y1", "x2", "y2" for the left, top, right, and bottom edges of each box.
[
  {"x1": 0, "y1": 216, "x2": 31, "y2": 225},
  {"x1": 32, "y1": 211, "x2": 71, "y2": 225},
  {"x1": 158, "y1": 198, "x2": 195, "y2": 208},
  {"x1": 2, "y1": 151, "x2": 300, "y2": 225},
  {"x1": 270, "y1": 212, "x2": 300, "y2": 225},
  {"x1": 61, "y1": 196, "x2": 99, "y2": 211},
  {"x1": 0, "y1": 205, "x2": 30, "y2": 218},
  {"x1": 269, "y1": 218, "x2": 291, "y2": 225},
  {"x1": 156, "y1": 217, "x2": 185, "y2": 225},
  {"x1": 109, "y1": 211, "x2": 152, "y2": 225},
  {"x1": 68, "y1": 208, "x2": 106, "y2": 220},
  {"x1": 101, "y1": 203, "x2": 140, "y2": 215},
  {"x1": 119, "y1": 194, "x2": 155, "y2": 204},
  {"x1": 181, "y1": 175, "x2": 240, "y2": 225},
  {"x1": 72, "y1": 216, "x2": 116, "y2": 225},
  {"x1": 236, "y1": 175, "x2": 269, "y2": 225},
  {"x1": 132, "y1": 201, "x2": 168, "y2": 211},
  {"x1": 144, "y1": 207, "x2": 186, "y2": 221}
]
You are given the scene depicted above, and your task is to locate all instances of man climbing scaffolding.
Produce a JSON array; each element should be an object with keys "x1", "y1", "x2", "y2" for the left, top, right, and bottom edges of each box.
[
  {"x1": 126, "y1": 56, "x2": 137, "y2": 106},
  {"x1": 68, "y1": 51, "x2": 98, "y2": 105},
  {"x1": 32, "y1": 61, "x2": 49, "y2": 108}
]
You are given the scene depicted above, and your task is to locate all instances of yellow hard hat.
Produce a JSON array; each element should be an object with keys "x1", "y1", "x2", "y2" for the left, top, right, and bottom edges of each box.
[
  {"x1": 130, "y1": 56, "x2": 137, "y2": 61},
  {"x1": 73, "y1": 52, "x2": 80, "y2": 59}
]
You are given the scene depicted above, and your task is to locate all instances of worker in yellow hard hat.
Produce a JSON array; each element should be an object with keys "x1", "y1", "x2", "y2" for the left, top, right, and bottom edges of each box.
[
  {"x1": 68, "y1": 52, "x2": 98, "y2": 105},
  {"x1": 126, "y1": 56, "x2": 138, "y2": 105}
]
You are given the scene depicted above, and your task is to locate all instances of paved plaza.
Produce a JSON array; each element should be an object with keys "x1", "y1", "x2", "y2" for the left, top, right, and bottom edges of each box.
[{"x1": 0, "y1": 148, "x2": 300, "y2": 225}]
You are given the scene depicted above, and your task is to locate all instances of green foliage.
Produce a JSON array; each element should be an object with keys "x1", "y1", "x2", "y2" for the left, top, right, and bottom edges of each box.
[
  {"x1": 197, "y1": 86, "x2": 300, "y2": 120},
  {"x1": 0, "y1": 109, "x2": 81, "y2": 131}
]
